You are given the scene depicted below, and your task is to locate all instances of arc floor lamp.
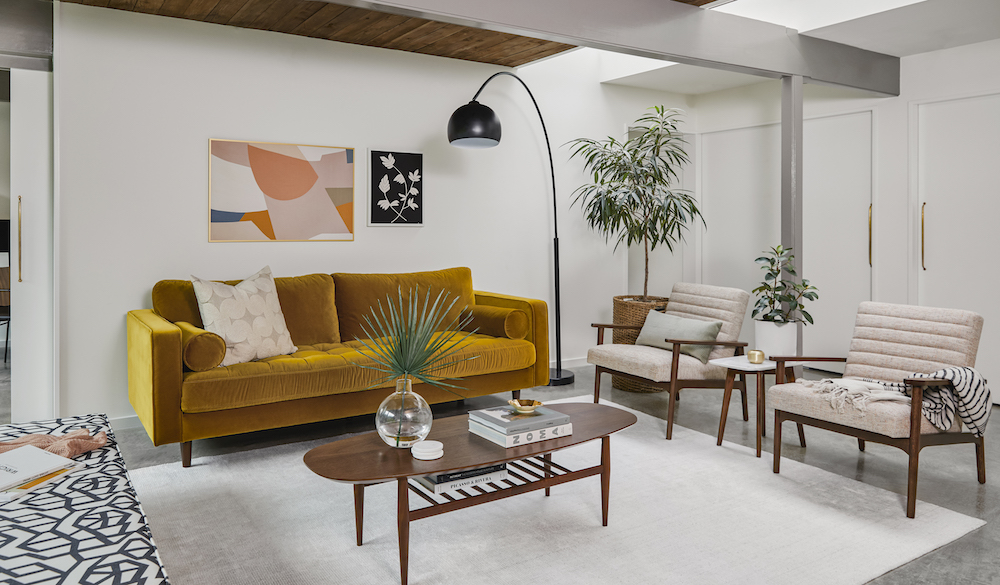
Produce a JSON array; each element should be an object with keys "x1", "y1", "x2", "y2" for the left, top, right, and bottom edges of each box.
[{"x1": 447, "y1": 71, "x2": 573, "y2": 386}]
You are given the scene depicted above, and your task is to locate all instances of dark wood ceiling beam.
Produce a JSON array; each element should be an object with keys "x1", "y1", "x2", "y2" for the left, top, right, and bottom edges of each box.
[
  {"x1": 289, "y1": 2, "x2": 349, "y2": 35},
  {"x1": 180, "y1": 0, "x2": 222, "y2": 20},
  {"x1": 248, "y1": 0, "x2": 300, "y2": 29},
  {"x1": 270, "y1": 1, "x2": 326, "y2": 33},
  {"x1": 227, "y1": 0, "x2": 277, "y2": 27}
]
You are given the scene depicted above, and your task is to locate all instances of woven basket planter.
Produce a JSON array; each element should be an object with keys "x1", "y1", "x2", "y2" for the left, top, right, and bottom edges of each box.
[{"x1": 611, "y1": 294, "x2": 669, "y2": 393}]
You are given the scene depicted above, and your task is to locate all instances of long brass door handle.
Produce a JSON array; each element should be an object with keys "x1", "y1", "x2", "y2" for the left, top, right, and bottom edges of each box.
[
  {"x1": 921, "y1": 202, "x2": 926, "y2": 271},
  {"x1": 868, "y1": 204, "x2": 872, "y2": 267},
  {"x1": 17, "y1": 196, "x2": 22, "y2": 282}
]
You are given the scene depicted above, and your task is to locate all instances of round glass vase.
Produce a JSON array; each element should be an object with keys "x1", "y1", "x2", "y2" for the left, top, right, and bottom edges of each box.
[{"x1": 375, "y1": 378, "x2": 433, "y2": 448}]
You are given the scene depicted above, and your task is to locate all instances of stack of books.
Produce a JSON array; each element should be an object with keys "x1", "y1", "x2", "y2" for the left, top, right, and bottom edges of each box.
[
  {"x1": 0, "y1": 445, "x2": 81, "y2": 502},
  {"x1": 414, "y1": 463, "x2": 508, "y2": 494},
  {"x1": 468, "y1": 405, "x2": 572, "y2": 448}
]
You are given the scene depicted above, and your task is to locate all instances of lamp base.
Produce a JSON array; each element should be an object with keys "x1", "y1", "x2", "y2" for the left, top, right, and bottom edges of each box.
[{"x1": 548, "y1": 368, "x2": 575, "y2": 386}]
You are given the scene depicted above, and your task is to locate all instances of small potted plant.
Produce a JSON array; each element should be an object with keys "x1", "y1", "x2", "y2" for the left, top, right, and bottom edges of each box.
[
  {"x1": 751, "y1": 245, "x2": 819, "y2": 359},
  {"x1": 355, "y1": 287, "x2": 477, "y2": 448}
]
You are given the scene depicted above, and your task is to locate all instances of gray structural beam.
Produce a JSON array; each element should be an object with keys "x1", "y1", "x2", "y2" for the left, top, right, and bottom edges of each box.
[
  {"x1": 781, "y1": 75, "x2": 804, "y2": 354},
  {"x1": 327, "y1": 0, "x2": 899, "y2": 95},
  {"x1": 0, "y1": 0, "x2": 53, "y2": 72}
]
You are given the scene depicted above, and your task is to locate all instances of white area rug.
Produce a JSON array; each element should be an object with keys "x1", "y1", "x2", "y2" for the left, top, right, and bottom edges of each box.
[{"x1": 130, "y1": 398, "x2": 985, "y2": 585}]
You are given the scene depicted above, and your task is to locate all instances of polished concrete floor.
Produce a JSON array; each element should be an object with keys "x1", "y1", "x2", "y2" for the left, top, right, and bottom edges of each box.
[{"x1": 104, "y1": 366, "x2": 1000, "y2": 583}]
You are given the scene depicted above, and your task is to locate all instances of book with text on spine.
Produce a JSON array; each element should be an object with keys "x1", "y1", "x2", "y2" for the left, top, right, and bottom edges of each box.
[
  {"x1": 414, "y1": 468, "x2": 509, "y2": 494},
  {"x1": 424, "y1": 463, "x2": 506, "y2": 484},
  {"x1": 468, "y1": 419, "x2": 573, "y2": 448},
  {"x1": 0, "y1": 445, "x2": 77, "y2": 493},
  {"x1": 467, "y1": 406, "x2": 570, "y2": 435}
]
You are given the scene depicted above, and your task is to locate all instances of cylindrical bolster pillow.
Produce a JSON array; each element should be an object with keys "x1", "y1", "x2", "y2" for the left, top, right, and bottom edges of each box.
[
  {"x1": 176, "y1": 321, "x2": 226, "y2": 371},
  {"x1": 463, "y1": 306, "x2": 529, "y2": 340}
]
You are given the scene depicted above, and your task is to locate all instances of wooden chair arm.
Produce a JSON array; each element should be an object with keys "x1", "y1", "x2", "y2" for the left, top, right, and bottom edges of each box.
[
  {"x1": 665, "y1": 339, "x2": 748, "y2": 348},
  {"x1": 903, "y1": 377, "x2": 952, "y2": 387},
  {"x1": 770, "y1": 356, "x2": 848, "y2": 363},
  {"x1": 592, "y1": 322, "x2": 642, "y2": 345}
]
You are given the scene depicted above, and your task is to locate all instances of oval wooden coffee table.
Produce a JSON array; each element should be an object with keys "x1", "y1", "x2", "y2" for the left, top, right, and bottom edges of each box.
[{"x1": 304, "y1": 402, "x2": 636, "y2": 585}]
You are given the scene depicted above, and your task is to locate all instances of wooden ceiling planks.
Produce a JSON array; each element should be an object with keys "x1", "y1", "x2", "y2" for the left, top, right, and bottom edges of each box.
[{"x1": 61, "y1": 0, "x2": 715, "y2": 66}]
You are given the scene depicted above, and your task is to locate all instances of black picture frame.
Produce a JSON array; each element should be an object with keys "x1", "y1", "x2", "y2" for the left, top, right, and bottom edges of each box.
[{"x1": 369, "y1": 150, "x2": 423, "y2": 226}]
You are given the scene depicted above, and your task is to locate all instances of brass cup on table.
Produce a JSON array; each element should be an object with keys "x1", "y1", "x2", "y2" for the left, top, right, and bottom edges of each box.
[{"x1": 747, "y1": 350, "x2": 765, "y2": 364}]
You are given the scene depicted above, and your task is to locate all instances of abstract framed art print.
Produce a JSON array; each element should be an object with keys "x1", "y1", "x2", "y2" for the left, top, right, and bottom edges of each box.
[
  {"x1": 210, "y1": 139, "x2": 355, "y2": 242},
  {"x1": 369, "y1": 150, "x2": 423, "y2": 226}
]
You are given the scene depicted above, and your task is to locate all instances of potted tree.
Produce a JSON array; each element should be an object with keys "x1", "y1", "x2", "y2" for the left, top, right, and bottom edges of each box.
[
  {"x1": 569, "y1": 106, "x2": 704, "y2": 392},
  {"x1": 751, "y1": 245, "x2": 819, "y2": 359}
]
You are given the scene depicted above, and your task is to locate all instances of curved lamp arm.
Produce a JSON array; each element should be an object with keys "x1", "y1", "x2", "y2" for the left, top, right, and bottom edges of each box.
[{"x1": 454, "y1": 72, "x2": 571, "y2": 385}]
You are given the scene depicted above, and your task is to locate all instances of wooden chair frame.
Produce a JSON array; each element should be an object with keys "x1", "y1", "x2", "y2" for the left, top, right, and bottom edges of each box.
[
  {"x1": 772, "y1": 356, "x2": 986, "y2": 518},
  {"x1": 592, "y1": 322, "x2": 749, "y2": 440}
]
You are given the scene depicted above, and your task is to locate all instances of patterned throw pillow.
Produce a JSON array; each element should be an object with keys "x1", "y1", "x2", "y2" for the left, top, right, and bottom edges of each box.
[{"x1": 191, "y1": 266, "x2": 297, "y2": 366}]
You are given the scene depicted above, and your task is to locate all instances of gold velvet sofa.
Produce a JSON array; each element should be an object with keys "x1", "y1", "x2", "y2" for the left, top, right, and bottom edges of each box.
[{"x1": 127, "y1": 267, "x2": 549, "y2": 466}]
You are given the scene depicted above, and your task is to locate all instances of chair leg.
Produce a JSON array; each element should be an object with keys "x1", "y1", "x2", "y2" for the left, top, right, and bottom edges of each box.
[
  {"x1": 773, "y1": 411, "x2": 783, "y2": 473},
  {"x1": 976, "y1": 436, "x2": 986, "y2": 484},
  {"x1": 858, "y1": 438, "x2": 866, "y2": 451},
  {"x1": 593, "y1": 368, "x2": 602, "y2": 404},
  {"x1": 665, "y1": 383, "x2": 679, "y2": 440},
  {"x1": 511, "y1": 390, "x2": 520, "y2": 401},
  {"x1": 906, "y1": 446, "x2": 920, "y2": 518},
  {"x1": 181, "y1": 442, "x2": 192, "y2": 468},
  {"x1": 3, "y1": 321, "x2": 8, "y2": 364},
  {"x1": 796, "y1": 423, "x2": 807, "y2": 448},
  {"x1": 739, "y1": 374, "x2": 748, "y2": 421}
]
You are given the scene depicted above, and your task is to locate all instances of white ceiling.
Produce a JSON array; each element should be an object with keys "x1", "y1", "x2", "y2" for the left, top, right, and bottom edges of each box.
[{"x1": 601, "y1": 0, "x2": 1000, "y2": 96}]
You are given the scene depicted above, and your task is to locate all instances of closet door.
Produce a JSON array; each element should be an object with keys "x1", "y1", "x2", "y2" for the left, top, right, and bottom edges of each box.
[
  {"x1": 801, "y1": 112, "x2": 873, "y2": 371},
  {"x1": 917, "y1": 93, "x2": 1000, "y2": 400}
]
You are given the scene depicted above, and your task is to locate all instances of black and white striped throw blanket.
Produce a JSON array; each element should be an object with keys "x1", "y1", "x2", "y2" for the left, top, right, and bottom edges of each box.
[{"x1": 801, "y1": 367, "x2": 991, "y2": 438}]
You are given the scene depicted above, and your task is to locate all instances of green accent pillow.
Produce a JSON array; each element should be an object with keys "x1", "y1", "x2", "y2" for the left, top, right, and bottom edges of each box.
[{"x1": 635, "y1": 310, "x2": 724, "y2": 364}]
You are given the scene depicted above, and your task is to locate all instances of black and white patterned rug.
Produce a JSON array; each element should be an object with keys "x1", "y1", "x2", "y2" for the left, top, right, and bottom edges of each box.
[{"x1": 0, "y1": 414, "x2": 169, "y2": 584}]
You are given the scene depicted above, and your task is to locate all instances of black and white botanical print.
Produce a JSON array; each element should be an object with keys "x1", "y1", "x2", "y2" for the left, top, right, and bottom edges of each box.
[{"x1": 370, "y1": 150, "x2": 423, "y2": 225}]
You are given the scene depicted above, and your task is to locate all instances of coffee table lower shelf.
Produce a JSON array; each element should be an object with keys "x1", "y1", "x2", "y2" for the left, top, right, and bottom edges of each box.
[{"x1": 355, "y1": 440, "x2": 611, "y2": 585}]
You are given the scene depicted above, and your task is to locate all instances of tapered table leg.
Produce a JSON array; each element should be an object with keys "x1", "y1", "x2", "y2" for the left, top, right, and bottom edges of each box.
[
  {"x1": 601, "y1": 436, "x2": 611, "y2": 527},
  {"x1": 354, "y1": 484, "x2": 365, "y2": 546},
  {"x1": 543, "y1": 453, "x2": 552, "y2": 496},
  {"x1": 756, "y1": 372, "x2": 766, "y2": 457},
  {"x1": 717, "y1": 368, "x2": 738, "y2": 446},
  {"x1": 397, "y1": 478, "x2": 409, "y2": 585}
]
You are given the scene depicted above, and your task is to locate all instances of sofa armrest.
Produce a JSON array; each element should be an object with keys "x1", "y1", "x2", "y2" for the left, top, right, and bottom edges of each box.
[
  {"x1": 462, "y1": 305, "x2": 529, "y2": 340},
  {"x1": 127, "y1": 309, "x2": 184, "y2": 446},
  {"x1": 474, "y1": 291, "x2": 549, "y2": 387}
]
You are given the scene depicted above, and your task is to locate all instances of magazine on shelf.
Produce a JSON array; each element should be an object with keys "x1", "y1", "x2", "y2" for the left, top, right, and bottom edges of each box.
[
  {"x1": 424, "y1": 463, "x2": 507, "y2": 484},
  {"x1": 0, "y1": 445, "x2": 78, "y2": 493},
  {"x1": 414, "y1": 468, "x2": 509, "y2": 494},
  {"x1": 468, "y1": 420, "x2": 573, "y2": 448},
  {"x1": 467, "y1": 406, "x2": 570, "y2": 435}
]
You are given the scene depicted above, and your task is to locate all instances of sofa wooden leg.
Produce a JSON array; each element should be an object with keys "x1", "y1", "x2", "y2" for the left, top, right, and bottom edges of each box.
[
  {"x1": 511, "y1": 390, "x2": 521, "y2": 401},
  {"x1": 858, "y1": 438, "x2": 866, "y2": 451},
  {"x1": 773, "y1": 412, "x2": 783, "y2": 473},
  {"x1": 181, "y1": 442, "x2": 192, "y2": 468},
  {"x1": 976, "y1": 436, "x2": 986, "y2": 484}
]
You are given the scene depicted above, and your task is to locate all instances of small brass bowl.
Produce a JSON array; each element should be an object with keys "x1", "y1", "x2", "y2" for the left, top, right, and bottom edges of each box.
[
  {"x1": 508, "y1": 399, "x2": 543, "y2": 414},
  {"x1": 747, "y1": 350, "x2": 765, "y2": 364}
]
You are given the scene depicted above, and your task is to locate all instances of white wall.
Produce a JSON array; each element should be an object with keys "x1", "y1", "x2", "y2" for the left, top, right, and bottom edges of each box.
[
  {"x1": 0, "y1": 101, "x2": 9, "y2": 221},
  {"x1": 54, "y1": 6, "x2": 685, "y2": 420}
]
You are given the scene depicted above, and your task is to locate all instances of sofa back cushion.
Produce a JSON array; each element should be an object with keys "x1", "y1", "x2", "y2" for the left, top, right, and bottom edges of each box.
[
  {"x1": 152, "y1": 273, "x2": 339, "y2": 345},
  {"x1": 333, "y1": 267, "x2": 475, "y2": 342}
]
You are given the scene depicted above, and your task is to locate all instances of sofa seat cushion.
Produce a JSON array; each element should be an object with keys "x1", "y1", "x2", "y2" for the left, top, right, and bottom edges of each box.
[
  {"x1": 180, "y1": 333, "x2": 536, "y2": 413},
  {"x1": 587, "y1": 343, "x2": 727, "y2": 382},
  {"x1": 766, "y1": 382, "x2": 962, "y2": 438}
]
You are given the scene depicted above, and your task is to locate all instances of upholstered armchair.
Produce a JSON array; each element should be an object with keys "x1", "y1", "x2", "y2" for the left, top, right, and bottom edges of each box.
[
  {"x1": 768, "y1": 302, "x2": 986, "y2": 518},
  {"x1": 588, "y1": 283, "x2": 751, "y2": 440}
]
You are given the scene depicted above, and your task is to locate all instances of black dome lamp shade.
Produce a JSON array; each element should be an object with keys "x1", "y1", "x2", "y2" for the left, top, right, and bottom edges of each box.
[
  {"x1": 447, "y1": 101, "x2": 501, "y2": 148},
  {"x1": 446, "y1": 71, "x2": 574, "y2": 386}
]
